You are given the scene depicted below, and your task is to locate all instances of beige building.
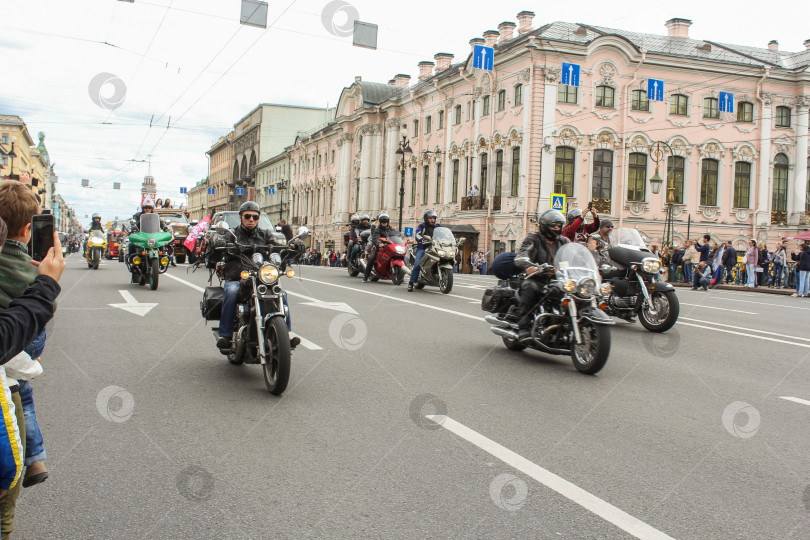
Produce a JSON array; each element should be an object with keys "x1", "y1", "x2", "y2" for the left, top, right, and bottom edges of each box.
[
  {"x1": 1, "y1": 116, "x2": 55, "y2": 210},
  {"x1": 187, "y1": 178, "x2": 208, "y2": 221},
  {"x1": 206, "y1": 133, "x2": 233, "y2": 214},
  {"x1": 255, "y1": 151, "x2": 289, "y2": 222}
]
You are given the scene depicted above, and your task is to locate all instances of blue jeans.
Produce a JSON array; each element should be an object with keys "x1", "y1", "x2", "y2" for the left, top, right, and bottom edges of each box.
[
  {"x1": 219, "y1": 281, "x2": 291, "y2": 338},
  {"x1": 18, "y1": 381, "x2": 45, "y2": 465},
  {"x1": 771, "y1": 263, "x2": 783, "y2": 287},
  {"x1": 683, "y1": 263, "x2": 693, "y2": 283},
  {"x1": 409, "y1": 249, "x2": 425, "y2": 284},
  {"x1": 745, "y1": 264, "x2": 757, "y2": 287},
  {"x1": 25, "y1": 330, "x2": 46, "y2": 359},
  {"x1": 693, "y1": 273, "x2": 710, "y2": 290},
  {"x1": 799, "y1": 271, "x2": 810, "y2": 297},
  {"x1": 350, "y1": 244, "x2": 362, "y2": 264}
]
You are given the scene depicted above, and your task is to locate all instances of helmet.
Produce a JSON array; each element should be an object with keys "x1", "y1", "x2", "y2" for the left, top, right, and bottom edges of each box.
[
  {"x1": 92, "y1": 213, "x2": 101, "y2": 220},
  {"x1": 239, "y1": 201, "x2": 260, "y2": 215},
  {"x1": 350, "y1": 214, "x2": 360, "y2": 225},
  {"x1": 538, "y1": 209, "x2": 565, "y2": 240},
  {"x1": 378, "y1": 213, "x2": 390, "y2": 224},
  {"x1": 566, "y1": 208, "x2": 582, "y2": 225},
  {"x1": 360, "y1": 214, "x2": 370, "y2": 222},
  {"x1": 423, "y1": 210, "x2": 438, "y2": 222}
]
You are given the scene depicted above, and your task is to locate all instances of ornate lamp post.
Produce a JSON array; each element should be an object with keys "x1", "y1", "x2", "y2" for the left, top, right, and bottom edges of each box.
[
  {"x1": 278, "y1": 179, "x2": 287, "y2": 222},
  {"x1": 394, "y1": 135, "x2": 412, "y2": 231},
  {"x1": 648, "y1": 141, "x2": 676, "y2": 249}
]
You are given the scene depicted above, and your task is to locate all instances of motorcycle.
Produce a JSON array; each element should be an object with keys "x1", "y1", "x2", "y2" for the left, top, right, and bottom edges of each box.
[
  {"x1": 366, "y1": 233, "x2": 408, "y2": 285},
  {"x1": 482, "y1": 242, "x2": 614, "y2": 374},
  {"x1": 118, "y1": 233, "x2": 128, "y2": 262},
  {"x1": 126, "y1": 213, "x2": 173, "y2": 290},
  {"x1": 412, "y1": 227, "x2": 460, "y2": 294},
  {"x1": 599, "y1": 227, "x2": 680, "y2": 332},
  {"x1": 201, "y1": 223, "x2": 308, "y2": 395},
  {"x1": 346, "y1": 230, "x2": 371, "y2": 278},
  {"x1": 84, "y1": 230, "x2": 107, "y2": 270}
]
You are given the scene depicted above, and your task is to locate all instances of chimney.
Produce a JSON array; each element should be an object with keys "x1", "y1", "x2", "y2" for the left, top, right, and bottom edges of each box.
[
  {"x1": 768, "y1": 40, "x2": 779, "y2": 51},
  {"x1": 516, "y1": 11, "x2": 535, "y2": 35},
  {"x1": 354, "y1": 76, "x2": 362, "y2": 83},
  {"x1": 483, "y1": 30, "x2": 499, "y2": 47},
  {"x1": 469, "y1": 37, "x2": 485, "y2": 53},
  {"x1": 498, "y1": 21, "x2": 516, "y2": 43},
  {"x1": 388, "y1": 79, "x2": 396, "y2": 86},
  {"x1": 804, "y1": 39, "x2": 810, "y2": 50},
  {"x1": 434, "y1": 52, "x2": 454, "y2": 73},
  {"x1": 393, "y1": 74, "x2": 411, "y2": 87},
  {"x1": 665, "y1": 18, "x2": 692, "y2": 38},
  {"x1": 418, "y1": 61, "x2": 435, "y2": 81}
]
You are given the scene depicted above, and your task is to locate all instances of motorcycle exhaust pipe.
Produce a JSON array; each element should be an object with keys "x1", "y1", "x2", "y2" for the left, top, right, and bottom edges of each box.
[
  {"x1": 484, "y1": 315, "x2": 516, "y2": 329},
  {"x1": 491, "y1": 326, "x2": 519, "y2": 341}
]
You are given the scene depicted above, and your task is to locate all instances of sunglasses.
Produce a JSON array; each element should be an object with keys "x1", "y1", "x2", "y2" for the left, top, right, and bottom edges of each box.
[{"x1": 242, "y1": 214, "x2": 260, "y2": 221}]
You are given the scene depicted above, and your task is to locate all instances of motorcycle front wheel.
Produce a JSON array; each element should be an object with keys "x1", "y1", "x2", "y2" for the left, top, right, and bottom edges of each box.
[
  {"x1": 639, "y1": 290, "x2": 679, "y2": 333},
  {"x1": 391, "y1": 266, "x2": 404, "y2": 285},
  {"x1": 92, "y1": 248, "x2": 101, "y2": 269},
  {"x1": 149, "y1": 259, "x2": 159, "y2": 290},
  {"x1": 439, "y1": 268, "x2": 453, "y2": 294},
  {"x1": 571, "y1": 319, "x2": 610, "y2": 375},
  {"x1": 263, "y1": 317, "x2": 291, "y2": 395}
]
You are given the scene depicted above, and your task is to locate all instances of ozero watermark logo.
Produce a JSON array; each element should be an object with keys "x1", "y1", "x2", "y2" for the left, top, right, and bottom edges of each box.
[
  {"x1": 489, "y1": 473, "x2": 528, "y2": 512},
  {"x1": 409, "y1": 393, "x2": 447, "y2": 430},
  {"x1": 96, "y1": 385, "x2": 134, "y2": 423},
  {"x1": 641, "y1": 329, "x2": 681, "y2": 359},
  {"x1": 328, "y1": 313, "x2": 367, "y2": 350},
  {"x1": 177, "y1": 465, "x2": 215, "y2": 501},
  {"x1": 722, "y1": 401, "x2": 760, "y2": 439},
  {"x1": 320, "y1": 0, "x2": 359, "y2": 37},
  {"x1": 88, "y1": 72, "x2": 127, "y2": 110}
]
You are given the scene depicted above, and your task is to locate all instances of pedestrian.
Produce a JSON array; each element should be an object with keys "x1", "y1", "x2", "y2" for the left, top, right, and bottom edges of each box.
[
  {"x1": 693, "y1": 234, "x2": 711, "y2": 263},
  {"x1": 650, "y1": 244, "x2": 660, "y2": 259},
  {"x1": 743, "y1": 239, "x2": 758, "y2": 287},
  {"x1": 660, "y1": 246, "x2": 671, "y2": 281},
  {"x1": 722, "y1": 241, "x2": 737, "y2": 284},
  {"x1": 670, "y1": 243, "x2": 684, "y2": 282},
  {"x1": 453, "y1": 250, "x2": 461, "y2": 273},
  {"x1": 692, "y1": 261, "x2": 711, "y2": 291},
  {"x1": 709, "y1": 241, "x2": 725, "y2": 286},
  {"x1": 682, "y1": 240, "x2": 697, "y2": 284},
  {"x1": 771, "y1": 242, "x2": 787, "y2": 288},
  {"x1": 790, "y1": 243, "x2": 810, "y2": 297},
  {"x1": 278, "y1": 219, "x2": 293, "y2": 241},
  {"x1": 481, "y1": 251, "x2": 490, "y2": 276},
  {"x1": 757, "y1": 242, "x2": 770, "y2": 287}
]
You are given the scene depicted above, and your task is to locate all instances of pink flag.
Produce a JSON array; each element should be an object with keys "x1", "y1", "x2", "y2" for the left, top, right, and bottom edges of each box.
[{"x1": 184, "y1": 215, "x2": 211, "y2": 252}]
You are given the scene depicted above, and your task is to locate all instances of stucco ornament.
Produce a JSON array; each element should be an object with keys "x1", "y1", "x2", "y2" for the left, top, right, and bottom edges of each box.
[
  {"x1": 671, "y1": 206, "x2": 683, "y2": 218},
  {"x1": 542, "y1": 66, "x2": 560, "y2": 82},
  {"x1": 589, "y1": 131, "x2": 621, "y2": 149},
  {"x1": 518, "y1": 68, "x2": 531, "y2": 83},
  {"x1": 670, "y1": 138, "x2": 692, "y2": 156},
  {"x1": 734, "y1": 209, "x2": 750, "y2": 222},
  {"x1": 795, "y1": 95, "x2": 810, "y2": 108},
  {"x1": 508, "y1": 130, "x2": 523, "y2": 146},
  {"x1": 558, "y1": 128, "x2": 580, "y2": 148},
  {"x1": 597, "y1": 63, "x2": 617, "y2": 87},
  {"x1": 630, "y1": 136, "x2": 648, "y2": 152},
  {"x1": 700, "y1": 207, "x2": 719, "y2": 219},
  {"x1": 731, "y1": 144, "x2": 754, "y2": 161},
  {"x1": 629, "y1": 202, "x2": 645, "y2": 216},
  {"x1": 699, "y1": 142, "x2": 723, "y2": 159}
]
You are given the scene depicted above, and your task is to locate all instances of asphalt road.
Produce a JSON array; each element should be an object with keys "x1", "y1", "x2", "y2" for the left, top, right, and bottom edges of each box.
[{"x1": 13, "y1": 254, "x2": 810, "y2": 539}]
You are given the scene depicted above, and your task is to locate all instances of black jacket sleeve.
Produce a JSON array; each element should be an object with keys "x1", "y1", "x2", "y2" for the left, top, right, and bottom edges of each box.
[
  {"x1": 514, "y1": 235, "x2": 537, "y2": 270},
  {"x1": 0, "y1": 276, "x2": 61, "y2": 365}
]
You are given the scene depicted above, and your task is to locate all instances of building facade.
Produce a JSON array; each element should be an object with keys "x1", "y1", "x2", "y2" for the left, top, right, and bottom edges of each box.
[
  {"x1": 287, "y1": 12, "x2": 810, "y2": 266},
  {"x1": 187, "y1": 178, "x2": 208, "y2": 221},
  {"x1": 206, "y1": 132, "x2": 233, "y2": 214},
  {"x1": 254, "y1": 151, "x2": 289, "y2": 222},
  {"x1": 0, "y1": 116, "x2": 55, "y2": 209}
]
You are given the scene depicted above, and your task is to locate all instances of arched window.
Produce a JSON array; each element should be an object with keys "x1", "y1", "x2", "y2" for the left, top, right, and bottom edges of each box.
[
  {"x1": 410, "y1": 168, "x2": 417, "y2": 206},
  {"x1": 435, "y1": 162, "x2": 442, "y2": 203},
  {"x1": 422, "y1": 165, "x2": 429, "y2": 204},
  {"x1": 734, "y1": 161, "x2": 751, "y2": 208},
  {"x1": 592, "y1": 149, "x2": 613, "y2": 209},
  {"x1": 668, "y1": 156, "x2": 685, "y2": 204},
  {"x1": 480, "y1": 152, "x2": 488, "y2": 195},
  {"x1": 700, "y1": 159, "x2": 719, "y2": 206},
  {"x1": 773, "y1": 154, "x2": 789, "y2": 214},
  {"x1": 631, "y1": 90, "x2": 649, "y2": 111},
  {"x1": 511, "y1": 147, "x2": 520, "y2": 196},
  {"x1": 452, "y1": 159, "x2": 460, "y2": 202},
  {"x1": 497, "y1": 90, "x2": 506, "y2": 111},
  {"x1": 595, "y1": 86, "x2": 615, "y2": 108},
  {"x1": 494, "y1": 150, "x2": 504, "y2": 195},
  {"x1": 737, "y1": 102, "x2": 754, "y2": 123},
  {"x1": 514, "y1": 84, "x2": 523, "y2": 106},
  {"x1": 776, "y1": 106, "x2": 791, "y2": 128},
  {"x1": 554, "y1": 146, "x2": 575, "y2": 197},
  {"x1": 627, "y1": 153, "x2": 647, "y2": 202},
  {"x1": 670, "y1": 94, "x2": 688, "y2": 116},
  {"x1": 703, "y1": 97, "x2": 719, "y2": 119}
]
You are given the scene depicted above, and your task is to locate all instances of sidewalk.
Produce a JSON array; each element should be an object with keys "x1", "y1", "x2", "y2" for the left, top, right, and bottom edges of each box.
[{"x1": 670, "y1": 281, "x2": 797, "y2": 295}]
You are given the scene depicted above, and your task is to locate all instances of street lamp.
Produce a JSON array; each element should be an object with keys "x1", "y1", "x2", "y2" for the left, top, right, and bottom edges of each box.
[
  {"x1": 278, "y1": 179, "x2": 287, "y2": 223},
  {"x1": 394, "y1": 135, "x2": 412, "y2": 231},
  {"x1": 648, "y1": 141, "x2": 676, "y2": 249}
]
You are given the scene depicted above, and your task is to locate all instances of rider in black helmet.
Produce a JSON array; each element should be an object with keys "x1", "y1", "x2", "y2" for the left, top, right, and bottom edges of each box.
[
  {"x1": 350, "y1": 214, "x2": 372, "y2": 265},
  {"x1": 513, "y1": 209, "x2": 570, "y2": 341},
  {"x1": 408, "y1": 210, "x2": 440, "y2": 291},
  {"x1": 363, "y1": 213, "x2": 398, "y2": 282}
]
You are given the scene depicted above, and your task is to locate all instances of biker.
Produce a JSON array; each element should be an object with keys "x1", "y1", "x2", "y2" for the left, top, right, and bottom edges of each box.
[
  {"x1": 408, "y1": 210, "x2": 440, "y2": 292},
  {"x1": 214, "y1": 202, "x2": 299, "y2": 352},
  {"x1": 591, "y1": 218, "x2": 614, "y2": 253},
  {"x1": 84, "y1": 213, "x2": 105, "y2": 252},
  {"x1": 513, "y1": 209, "x2": 569, "y2": 341},
  {"x1": 346, "y1": 214, "x2": 360, "y2": 263},
  {"x1": 350, "y1": 214, "x2": 371, "y2": 265},
  {"x1": 562, "y1": 205, "x2": 599, "y2": 244},
  {"x1": 363, "y1": 213, "x2": 398, "y2": 283}
]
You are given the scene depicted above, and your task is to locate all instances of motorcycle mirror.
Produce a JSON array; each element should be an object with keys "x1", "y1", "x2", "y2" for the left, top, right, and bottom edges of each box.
[
  {"x1": 458, "y1": 237, "x2": 466, "y2": 245},
  {"x1": 295, "y1": 226, "x2": 309, "y2": 240}
]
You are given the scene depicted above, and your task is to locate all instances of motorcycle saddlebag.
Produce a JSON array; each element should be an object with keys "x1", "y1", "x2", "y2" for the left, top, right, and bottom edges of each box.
[
  {"x1": 481, "y1": 287, "x2": 514, "y2": 313},
  {"x1": 201, "y1": 286, "x2": 224, "y2": 320}
]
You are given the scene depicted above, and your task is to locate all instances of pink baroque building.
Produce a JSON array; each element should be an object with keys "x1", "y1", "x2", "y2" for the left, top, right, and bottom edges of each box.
[{"x1": 288, "y1": 12, "x2": 810, "y2": 264}]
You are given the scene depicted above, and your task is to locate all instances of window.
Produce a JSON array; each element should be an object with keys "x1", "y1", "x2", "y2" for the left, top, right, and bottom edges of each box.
[
  {"x1": 631, "y1": 90, "x2": 649, "y2": 111},
  {"x1": 776, "y1": 106, "x2": 791, "y2": 128},
  {"x1": 558, "y1": 84, "x2": 577, "y2": 104},
  {"x1": 480, "y1": 152, "x2": 488, "y2": 196},
  {"x1": 595, "y1": 86, "x2": 615, "y2": 108},
  {"x1": 514, "y1": 84, "x2": 523, "y2": 106},
  {"x1": 331, "y1": 149, "x2": 335, "y2": 163},
  {"x1": 737, "y1": 102, "x2": 754, "y2": 123},
  {"x1": 482, "y1": 96, "x2": 490, "y2": 116},
  {"x1": 318, "y1": 154, "x2": 322, "y2": 168},
  {"x1": 554, "y1": 147, "x2": 575, "y2": 197},
  {"x1": 734, "y1": 161, "x2": 751, "y2": 208},
  {"x1": 435, "y1": 162, "x2": 442, "y2": 203},
  {"x1": 438, "y1": 110, "x2": 444, "y2": 129},
  {"x1": 511, "y1": 147, "x2": 520, "y2": 196},
  {"x1": 422, "y1": 165, "x2": 429, "y2": 204},
  {"x1": 668, "y1": 156, "x2": 685, "y2": 204},
  {"x1": 497, "y1": 90, "x2": 506, "y2": 111},
  {"x1": 700, "y1": 159, "x2": 719, "y2": 206},
  {"x1": 773, "y1": 154, "x2": 789, "y2": 213},
  {"x1": 627, "y1": 153, "x2": 647, "y2": 202},
  {"x1": 452, "y1": 160, "x2": 460, "y2": 202},
  {"x1": 703, "y1": 97, "x2": 719, "y2": 119},
  {"x1": 425, "y1": 115, "x2": 432, "y2": 133},
  {"x1": 494, "y1": 150, "x2": 503, "y2": 195},
  {"x1": 1, "y1": 133, "x2": 7, "y2": 145},
  {"x1": 413, "y1": 120, "x2": 419, "y2": 137},
  {"x1": 592, "y1": 150, "x2": 613, "y2": 203},
  {"x1": 670, "y1": 94, "x2": 688, "y2": 116},
  {"x1": 330, "y1": 186, "x2": 334, "y2": 213},
  {"x1": 454, "y1": 105, "x2": 462, "y2": 125},
  {"x1": 410, "y1": 168, "x2": 417, "y2": 205}
]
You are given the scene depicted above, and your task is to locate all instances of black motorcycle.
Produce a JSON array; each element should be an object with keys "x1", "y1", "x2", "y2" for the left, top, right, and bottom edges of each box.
[
  {"x1": 201, "y1": 224, "x2": 308, "y2": 395},
  {"x1": 599, "y1": 227, "x2": 679, "y2": 332},
  {"x1": 482, "y1": 242, "x2": 614, "y2": 375},
  {"x1": 346, "y1": 229, "x2": 371, "y2": 278}
]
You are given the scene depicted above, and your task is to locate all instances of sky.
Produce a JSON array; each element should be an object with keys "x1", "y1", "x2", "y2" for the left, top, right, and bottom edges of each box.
[{"x1": 1, "y1": 0, "x2": 807, "y2": 227}]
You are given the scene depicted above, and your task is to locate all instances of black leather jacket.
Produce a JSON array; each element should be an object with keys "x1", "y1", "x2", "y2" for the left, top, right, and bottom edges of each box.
[
  {"x1": 514, "y1": 233, "x2": 570, "y2": 270},
  {"x1": 371, "y1": 225, "x2": 399, "y2": 246},
  {"x1": 351, "y1": 223, "x2": 371, "y2": 243},
  {"x1": 89, "y1": 222, "x2": 104, "y2": 233},
  {"x1": 218, "y1": 224, "x2": 273, "y2": 281}
]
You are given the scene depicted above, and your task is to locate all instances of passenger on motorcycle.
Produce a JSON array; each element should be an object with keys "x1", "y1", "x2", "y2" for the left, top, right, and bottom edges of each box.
[
  {"x1": 363, "y1": 213, "x2": 398, "y2": 282},
  {"x1": 346, "y1": 214, "x2": 360, "y2": 262},
  {"x1": 562, "y1": 206, "x2": 599, "y2": 244},
  {"x1": 513, "y1": 209, "x2": 570, "y2": 341},
  {"x1": 407, "y1": 210, "x2": 441, "y2": 292},
  {"x1": 350, "y1": 214, "x2": 371, "y2": 265}
]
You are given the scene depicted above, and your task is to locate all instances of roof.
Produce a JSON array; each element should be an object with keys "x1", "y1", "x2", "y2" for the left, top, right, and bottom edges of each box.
[{"x1": 357, "y1": 81, "x2": 407, "y2": 106}]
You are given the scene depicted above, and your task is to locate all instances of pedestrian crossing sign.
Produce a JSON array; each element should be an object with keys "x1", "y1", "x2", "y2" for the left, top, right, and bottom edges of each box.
[{"x1": 551, "y1": 193, "x2": 566, "y2": 212}]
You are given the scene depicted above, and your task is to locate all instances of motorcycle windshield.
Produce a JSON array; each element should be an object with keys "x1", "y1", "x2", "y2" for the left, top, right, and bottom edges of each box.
[
  {"x1": 140, "y1": 213, "x2": 159, "y2": 234},
  {"x1": 90, "y1": 230, "x2": 105, "y2": 241},
  {"x1": 609, "y1": 228, "x2": 647, "y2": 250},
  {"x1": 555, "y1": 242, "x2": 600, "y2": 283},
  {"x1": 387, "y1": 235, "x2": 404, "y2": 244},
  {"x1": 431, "y1": 227, "x2": 455, "y2": 244}
]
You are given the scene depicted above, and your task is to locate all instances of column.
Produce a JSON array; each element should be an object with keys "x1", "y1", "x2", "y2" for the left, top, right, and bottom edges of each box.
[
  {"x1": 358, "y1": 125, "x2": 373, "y2": 213},
  {"x1": 756, "y1": 96, "x2": 773, "y2": 227},
  {"x1": 792, "y1": 98, "x2": 809, "y2": 221},
  {"x1": 538, "y1": 67, "x2": 560, "y2": 214},
  {"x1": 335, "y1": 133, "x2": 353, "y2": 222},
  {"x1": 384, "y1": 119, "x2": 402, "y2": 212},
  {"x1": 368, "y1": 124, "x2": 384, "y2": 215}
]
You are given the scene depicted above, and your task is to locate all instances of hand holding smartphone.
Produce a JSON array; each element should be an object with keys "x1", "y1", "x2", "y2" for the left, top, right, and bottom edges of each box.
[{"x1": 30, "y1": 214, "x2": 55, "y2": 262}]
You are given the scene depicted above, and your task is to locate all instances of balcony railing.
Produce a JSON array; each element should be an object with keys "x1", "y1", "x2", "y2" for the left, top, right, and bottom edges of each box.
[
  {"x1": 592, "y1": 198, "x2": 611, "y2": 214},
  {"x1": 461, "y1": 196, "x2": 485, "y2": 211},
  {"x1": 771, "y1": 210, "x2": 787, "y2": 225},
  {"x1": 491, "y1": 196, "x2": 501, "y2": 212}
]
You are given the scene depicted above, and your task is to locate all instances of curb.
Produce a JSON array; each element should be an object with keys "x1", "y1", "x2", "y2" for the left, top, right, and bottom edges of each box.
[{"x1": 669, "y1": 282, "x2": 796, "y2": 295}]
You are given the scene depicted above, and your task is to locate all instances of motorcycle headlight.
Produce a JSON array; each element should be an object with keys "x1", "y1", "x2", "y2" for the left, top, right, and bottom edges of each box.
[
  {"x1": 600, "y1": 283, "x2": 612, "y2": 296},
  {"x1": 563, "y1": 280, "x2": 576, "y2": 292},
  {"x1": 577, "y1": 278, "x2": 596, "y2": 297},
  {"x1": 259, "y1": 264, "x2": 280, "y2": 285},
  {"x1": 437, "y1": 250, "x2": 447, "y2": 257},
  {"x1": 642, "y1": 258, "x2": 661, "y2": 274},
  {"x1": 395, "y1": 246, "x2": 406, "y2": 255},
  {"x1": 147, "y1": 238, "x2": 157, "y2": 248}
]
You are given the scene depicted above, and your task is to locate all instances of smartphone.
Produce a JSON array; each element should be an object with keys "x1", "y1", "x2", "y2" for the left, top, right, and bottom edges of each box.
[{"x1": 30, "y1": 213, "x2": 55, "y2": 262}]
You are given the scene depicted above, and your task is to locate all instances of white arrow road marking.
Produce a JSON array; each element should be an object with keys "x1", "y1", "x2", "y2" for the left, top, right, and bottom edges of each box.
[
  {"x1": 108, "y1": 290, "x2": 158, "y2": 317},
  {"x1": 286, "y1": 290, "x2": 357, "y2": 314},
  {"x1": 779, "y1": 396, "x2": 810, "y2": 407},
  {"x1": 289, "y1": 332, "x2": 322, "y2": 351},
  {"x1": 426, "y1": 415, "x2": 674, "y2": 540}
]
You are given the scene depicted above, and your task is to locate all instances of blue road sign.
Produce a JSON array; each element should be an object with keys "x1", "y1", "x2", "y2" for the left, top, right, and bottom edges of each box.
[
  {"x1": 551, "y1": 193, "x2": 566, "y2": 212},
  {"x1": 647, "y1": 78, "x2": 664, "y2": 101},
  {"x1": 207, "y1": 188, "x2": 215, "y2": 194},
  {"x1": 236, "y1": 188, "x2": 244, "y2": 196},
  {"x1": 179, "y1": 187, "x2": 187, "y2": 194},
  {"x1": 472, "y1": 45, "x2": 494, "y2": 71},
  {"x1": 561, "y1": 63, "x2": 580, "y2": 87},
  {"x1": 719, "y1": 91, "x2": 734, "y2": 113},
  {"x1": 268, "y1": 187, "x2": 275, "y2": 195},
  {"x1": 404, "y1": 227, "x2": 414, "y2": 237}
]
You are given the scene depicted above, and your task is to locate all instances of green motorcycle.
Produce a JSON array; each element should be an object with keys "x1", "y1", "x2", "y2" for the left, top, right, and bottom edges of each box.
[{"x1": 127, "y1": 213, "x2": 173, "y2": 290}]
